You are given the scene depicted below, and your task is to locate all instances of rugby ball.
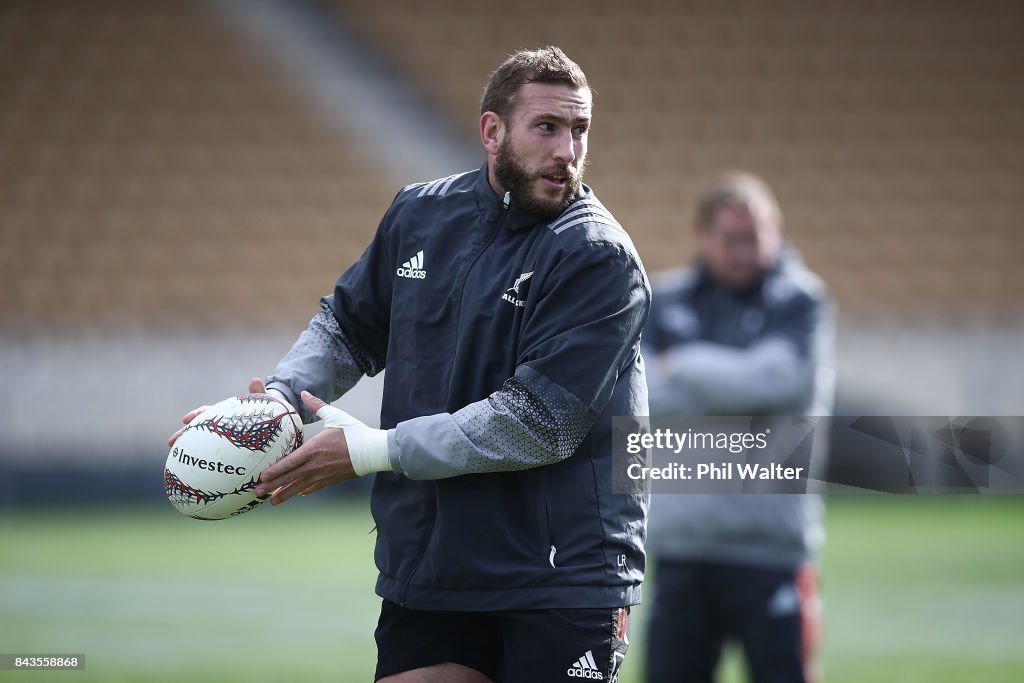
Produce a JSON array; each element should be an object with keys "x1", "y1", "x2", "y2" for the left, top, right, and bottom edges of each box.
[{"x1": 164, "y1": 394, "x2": 302, "y2": 520}]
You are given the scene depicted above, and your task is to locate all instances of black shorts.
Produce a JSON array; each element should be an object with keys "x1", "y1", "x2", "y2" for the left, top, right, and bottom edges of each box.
[{"x1": 374, "y1": 599, "x2": 631, "y2": 682}]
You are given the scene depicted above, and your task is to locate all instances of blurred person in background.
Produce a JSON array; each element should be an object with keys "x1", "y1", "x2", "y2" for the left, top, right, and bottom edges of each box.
[
  {"x1": 170, "y1": 47, "x2": 649, "y2": 683},
  {"x1": 641, "y1": 172, "x2": 835, "y2": 683}
]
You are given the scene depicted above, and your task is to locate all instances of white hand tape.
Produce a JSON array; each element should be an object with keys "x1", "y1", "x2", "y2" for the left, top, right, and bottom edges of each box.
[{"x1": 316, "y1": 404, "x2": 391, "y2": 476}]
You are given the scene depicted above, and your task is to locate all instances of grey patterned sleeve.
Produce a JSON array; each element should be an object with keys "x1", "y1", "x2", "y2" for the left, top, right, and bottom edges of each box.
[
  {"x1": 390, "y1": 365, "x2": 595, "y2": 480},
  {"x1": 265, "y1": 306, "x2": 366, "y2": 424}
]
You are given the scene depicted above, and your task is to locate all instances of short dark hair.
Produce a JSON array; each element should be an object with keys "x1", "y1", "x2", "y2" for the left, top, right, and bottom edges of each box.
[{"x1": 480, "y1": 46, "x2": 590, "y2": 120}]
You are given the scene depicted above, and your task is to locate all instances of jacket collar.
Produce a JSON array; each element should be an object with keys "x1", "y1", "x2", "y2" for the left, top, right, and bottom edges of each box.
[{"x1": 473, "y1": 162, "x2": 587, "y2": 232}]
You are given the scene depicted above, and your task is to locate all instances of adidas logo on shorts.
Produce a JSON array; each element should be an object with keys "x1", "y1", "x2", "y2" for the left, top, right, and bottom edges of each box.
[{"x1": 567, "y1": 650, "x2": 604, "y2": 679}]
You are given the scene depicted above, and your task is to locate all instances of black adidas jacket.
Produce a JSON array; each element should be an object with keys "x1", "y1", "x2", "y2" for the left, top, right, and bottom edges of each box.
[{"x1": 268, "y1": 163, "x2": 651, "y2": 611}]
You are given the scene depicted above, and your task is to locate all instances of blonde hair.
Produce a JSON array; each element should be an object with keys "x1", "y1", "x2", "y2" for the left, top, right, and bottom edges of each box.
[{"x1": 696, "y1": 172, "x2": 782, "y2": 230}]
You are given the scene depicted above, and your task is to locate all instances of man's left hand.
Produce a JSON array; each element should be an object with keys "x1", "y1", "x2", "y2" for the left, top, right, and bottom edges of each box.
[{"x1": 255, "y1": 391, "x2": 357, "y2": 506}]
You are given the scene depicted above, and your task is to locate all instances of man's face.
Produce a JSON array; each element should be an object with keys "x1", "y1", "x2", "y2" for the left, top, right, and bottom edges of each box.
[
  {"x1": 492, "y1": 82, "x2": 591, "y2": 218},
  {"x1": 698, "y1": 203, "x2": 781, "y2": 290}
]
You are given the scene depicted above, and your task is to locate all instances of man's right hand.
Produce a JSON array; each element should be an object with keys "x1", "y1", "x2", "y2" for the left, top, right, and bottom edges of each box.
[{"x1": 166, "y1": 377, "x2": 268, "y2": 447}]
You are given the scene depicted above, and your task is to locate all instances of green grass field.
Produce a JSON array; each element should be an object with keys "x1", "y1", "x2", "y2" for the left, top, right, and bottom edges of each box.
[{"x1": 1, "y1": 496, "x2": 1022, "y2": 682}]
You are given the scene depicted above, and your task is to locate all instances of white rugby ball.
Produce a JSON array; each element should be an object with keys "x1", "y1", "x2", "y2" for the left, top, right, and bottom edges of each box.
[{"x1": 164, "y1": 394, "x2": 302, "y2": 520}]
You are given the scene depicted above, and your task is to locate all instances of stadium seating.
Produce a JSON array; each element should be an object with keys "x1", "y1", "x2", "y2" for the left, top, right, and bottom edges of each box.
[
  {"x1": 0, "y1": 0, "x2": 398, "y2": 331},
  {"x1": 1, "y1": 0, "x2": 1021, "y2": 329},
  {"x1": 335, "y1": 0, "x2": 1024, "y2": 318}
]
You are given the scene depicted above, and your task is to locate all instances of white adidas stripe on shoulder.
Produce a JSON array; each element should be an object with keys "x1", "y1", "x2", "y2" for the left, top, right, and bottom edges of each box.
[
  {"x1": 416, "y1": 170, "x2": 474, "y2": 198},
  {"x1": 554, "y1": 214, "x2": 621, "y2": 235},
  {"x1": 416, "y1": 174, "x2": 453, "y2": 197},
  {"x1": 547, "y1": 199, "x2": 621, "y2": 235},
  {"x1": 436, "y1": 170, "x2": 471, "y2": 196},
  {"x1": 548, "y1": 199, "x2": 601, "y2": 230},
  {"x1": 398, "y1": 170, "x2": 474, "y2": 199},
  {"x1": 400, "y1": 181, "x2": 428, "y2": 195}
]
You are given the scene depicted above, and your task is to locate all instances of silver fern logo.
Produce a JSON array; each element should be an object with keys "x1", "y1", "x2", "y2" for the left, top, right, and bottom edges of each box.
[{"x1": 502, "y1": 271, "x2": 533, "y2": 307}]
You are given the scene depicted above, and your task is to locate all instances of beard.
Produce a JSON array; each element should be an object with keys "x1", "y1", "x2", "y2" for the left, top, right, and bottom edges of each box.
[{"x1": 493, "y1": 136, "x2": 586, "y2": 220}]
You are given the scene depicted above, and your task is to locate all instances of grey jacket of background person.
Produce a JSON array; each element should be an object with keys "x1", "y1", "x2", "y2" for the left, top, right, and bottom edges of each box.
[{"x1": 642, "y1": 246, "x2": 835, "y2": 569}]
